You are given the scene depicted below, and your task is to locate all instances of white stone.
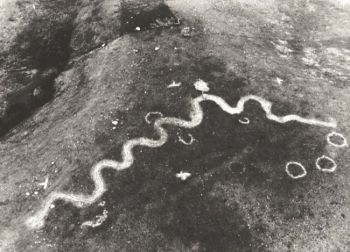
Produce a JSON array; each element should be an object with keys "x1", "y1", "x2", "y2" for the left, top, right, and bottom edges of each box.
[
  {"x1": 275, "y1": 77, "x2": 283, "y2": 85},
  {"x1": 194, "y1": 79, "x2": 210, "y2": 92},
  {"x1": 168, "y1": 80, "x2": 182, "y2": 88},
  {"x1": 176, "y1": 171, "x2": 191, "y2": 181}
]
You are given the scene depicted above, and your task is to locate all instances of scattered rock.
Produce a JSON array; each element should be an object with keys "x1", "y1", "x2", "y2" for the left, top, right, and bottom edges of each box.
[
  {"x1": 32, "y1": 87, "x2": 42, "y2": 97},
  {"x1": 38, "y1": 177, "x2": 49, "y2": 190},
  {"x1": 302, "y1": 47, "x2": 320, "y2": 67},
  {"x1": 181, "y1": 26, "x2": 191, "y2": 37},
  {"x1": 176, "y1": 171, "x2": 191, "y2": 181},
  {"x1": 98, "y1": 201, "x2": 106, "y2": 207},
  {"x1": 275, "y1": 77, "x2": 284, "y2": 85},
  {"x1": 167, "y1": 80, "x2": 182, "y2": 88},
  {"x1": 272, "y1": 40, "x2": 294, "y2": 56},
  {"x1": 81, "y1": 209, "x2": 108, "y2": 228}
]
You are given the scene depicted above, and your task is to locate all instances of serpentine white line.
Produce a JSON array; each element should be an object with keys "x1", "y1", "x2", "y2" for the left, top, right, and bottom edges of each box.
[
  {"x1": 81, "y1": 209, "x2": 108, "y2": 228},
  {"x1": 168, "y1": 81, "x2": 182, "y2": 88},
  {"x1": 25, "y1": 93, "x2": 337, "y2": 230}
]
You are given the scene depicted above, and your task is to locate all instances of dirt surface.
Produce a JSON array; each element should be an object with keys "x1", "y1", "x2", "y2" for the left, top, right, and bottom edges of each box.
[{"x1": 0, "y1": 0, "x2": 350, "y2": 251}]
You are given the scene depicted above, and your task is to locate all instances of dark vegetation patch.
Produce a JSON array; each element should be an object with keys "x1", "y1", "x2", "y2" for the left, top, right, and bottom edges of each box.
[
  {"x1": 0, "y1": 69, "x2": 58, "y2": 138},
  {"x1": 13, "y1": 13, "x2": 74, "y2": 70},
  {"x1": 0, "y1": 2, "x2": 78, "y2": 138},
  {"x1": 120, "y1": 3, "x2": 180, "y2": 34}
]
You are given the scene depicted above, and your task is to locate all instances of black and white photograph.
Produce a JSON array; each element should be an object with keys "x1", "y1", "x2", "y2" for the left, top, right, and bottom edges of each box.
[{"x1": 0, "y1": 0, "x2": 349, "y2": 251}]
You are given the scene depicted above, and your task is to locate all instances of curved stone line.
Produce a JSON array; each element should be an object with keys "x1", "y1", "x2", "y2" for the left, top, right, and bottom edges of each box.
[{"x1": 25, "y1": 93, "x2": 337, "y2": 230}]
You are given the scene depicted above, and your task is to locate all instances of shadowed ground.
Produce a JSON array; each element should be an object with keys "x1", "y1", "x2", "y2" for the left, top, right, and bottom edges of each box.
[{"x1": 0, "y1": 0, "x2": 349, "y2": 251}]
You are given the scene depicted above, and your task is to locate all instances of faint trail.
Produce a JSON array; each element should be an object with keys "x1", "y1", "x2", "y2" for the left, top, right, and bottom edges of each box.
[{"x1": 25, "y1": 93, "x2": 336, "y2": 230}]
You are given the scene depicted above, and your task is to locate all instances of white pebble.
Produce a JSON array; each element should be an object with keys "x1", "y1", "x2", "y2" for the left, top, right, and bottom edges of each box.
[
  {"x1": 176, "y1": 171, "x2": 191, "y2": 181},
  {"x1": 168, "y1": 80, "x2": 182, "y2": 88},
  {"x1": 275, "y1": 77, "x2": 283, "y2": 85},
  {"x1": 194, "y1": 79, "x2": 210, "y2": 92}
]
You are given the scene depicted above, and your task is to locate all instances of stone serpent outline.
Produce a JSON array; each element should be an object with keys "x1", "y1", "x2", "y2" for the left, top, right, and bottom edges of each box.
[{"x1": 25, "y1": 93, "x2": 337, "y2": 230}]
